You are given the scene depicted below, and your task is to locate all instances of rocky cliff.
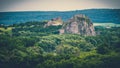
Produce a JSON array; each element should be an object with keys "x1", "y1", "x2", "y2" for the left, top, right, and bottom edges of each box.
[
  {"x1": 44, "y1": 17, "x2": 63, "y2": 27},
  {"x1": 60, "y1": 14, "x2": 96, "y2": 36}
]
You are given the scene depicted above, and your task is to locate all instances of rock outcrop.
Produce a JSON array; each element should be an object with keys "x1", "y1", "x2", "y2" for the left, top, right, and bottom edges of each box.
[
  {"x1": 44, "y1": 17, "x2": 63, "y2": 27},
  {"x1": 60, "y1": 14, "x2": 96, "y2": 36}
]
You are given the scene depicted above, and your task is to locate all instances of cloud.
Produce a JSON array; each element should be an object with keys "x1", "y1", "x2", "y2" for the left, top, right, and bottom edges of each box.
[
  {"x1": 0, "y1": 0, "x2": 26, "y2": 11},
  {"x1": 0, "y1": 0, "x2": 120, "y2": 12},
  {"x1": 97, "y1": 0, "x2": 120, "y2": 7}
]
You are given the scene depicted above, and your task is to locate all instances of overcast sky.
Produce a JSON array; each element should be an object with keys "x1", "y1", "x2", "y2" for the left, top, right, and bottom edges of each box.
[{"x1": 0, "y1": 0, "x2": 120, "y2": 12}]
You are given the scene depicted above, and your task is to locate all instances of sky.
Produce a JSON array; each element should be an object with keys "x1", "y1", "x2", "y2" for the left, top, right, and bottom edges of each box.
[{"x1": 0, "y1": 0, "x2": 120, "y2": 12}]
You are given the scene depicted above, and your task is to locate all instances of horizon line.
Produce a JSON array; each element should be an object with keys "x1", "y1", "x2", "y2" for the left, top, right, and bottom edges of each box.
[{"x1": 0, "y1": 8, "x2": 120, "y2": 12}]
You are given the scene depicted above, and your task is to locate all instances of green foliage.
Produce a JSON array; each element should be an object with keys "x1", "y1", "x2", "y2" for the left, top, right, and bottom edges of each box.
[
  {"x1": 96, "y1": 43, "x2": 110, "y2": 54},
  {"x1": 0, "y1": 21, "x2": 120, "y2": 68},
  {"x1": 55, "y1": 45, "x2": 80, "y2": 56}
]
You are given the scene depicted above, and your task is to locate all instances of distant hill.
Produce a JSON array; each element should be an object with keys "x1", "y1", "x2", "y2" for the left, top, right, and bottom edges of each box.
[{"x1": 0, "y1": 9, "x2": 120, "y2": 25}]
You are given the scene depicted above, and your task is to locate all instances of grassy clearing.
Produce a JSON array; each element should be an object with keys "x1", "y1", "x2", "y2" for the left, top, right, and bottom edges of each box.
[
  {"x1": 0, "y1": 27, "x2": 12, "y2": 34},
  {"x1": 0, "y1": 27, "x2": 12, "y2": 32},
  {"x1": 93, "y1": 23, "x2": 120, "y2": 27}
]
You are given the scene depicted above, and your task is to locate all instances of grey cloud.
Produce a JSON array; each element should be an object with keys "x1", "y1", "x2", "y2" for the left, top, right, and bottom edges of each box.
[
  {"x1": 0, "y1": 0, "x2": 120, "y2": 11},
  {"x1": 0, "y1": 0, "x2": 27, "y2": 11},
  {"x1": 97, "y1": 0, "x2": 120, "y2": 8}
]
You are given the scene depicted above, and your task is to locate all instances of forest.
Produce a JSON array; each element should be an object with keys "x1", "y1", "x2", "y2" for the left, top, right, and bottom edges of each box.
[
  {"x1": 0, "y1": 21, "x2": 120, "y2": 68},
  {"x1": 0, "y1": 9, "x2": 120, "y2": 25}
]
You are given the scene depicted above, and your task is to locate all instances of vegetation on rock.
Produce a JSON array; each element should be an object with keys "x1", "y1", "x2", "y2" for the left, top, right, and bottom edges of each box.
[{"x1": 0, "y1": 20, "x2": 120, "y2": 68}]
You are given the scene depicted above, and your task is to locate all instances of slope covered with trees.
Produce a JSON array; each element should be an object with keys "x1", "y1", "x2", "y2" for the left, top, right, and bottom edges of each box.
[{"x1": 0, "y1": 21, "x2": 120, "y2": 68}]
